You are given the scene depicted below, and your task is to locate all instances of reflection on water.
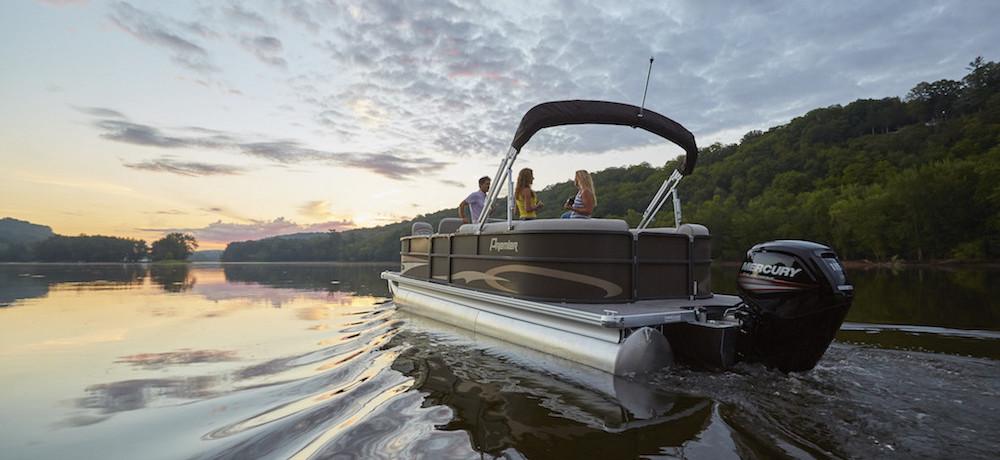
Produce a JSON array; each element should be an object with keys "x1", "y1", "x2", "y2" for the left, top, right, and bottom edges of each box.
[
  {"x1": 0, "y1": 263, "x2": 997, "y2": 459},
  {"x1": 392, "y1": 316, "x2": 725, "y2": 458},
  {"x1": 115, "y1": 349, "x2": 240, "y2": 369},
  {"x1": 222, "y1": 263, "x2": 389, "y2": 297},
  {"x1": 150, "y1": 264, "x2": 195, "y2": 292},
  {"x1": 0, "y1": 264, "x2": 145, "y2": 306}
]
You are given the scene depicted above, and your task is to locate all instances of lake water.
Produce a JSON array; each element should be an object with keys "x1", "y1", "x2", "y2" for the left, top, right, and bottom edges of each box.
[{"x1": 0, "y1": 263, "x2": 997, "y2": 459}]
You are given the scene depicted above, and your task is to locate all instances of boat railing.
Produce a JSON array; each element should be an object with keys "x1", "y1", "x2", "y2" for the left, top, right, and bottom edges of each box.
[
  {"x1": 477, "y1": 146, "x2": 519, "y2": 233},
  {"x1": 637, "y1": 169, "x2": 683, "y2": 230}
]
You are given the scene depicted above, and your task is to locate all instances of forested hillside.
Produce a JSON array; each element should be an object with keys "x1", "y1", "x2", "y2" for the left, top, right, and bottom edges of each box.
[
  {"x1": 223, "y1": 58, "x2": 999, "y2": 263},
  {"x1": 0, "y1": 218, "x2": 54, "y2": 261},
  {"x1": 222, "y1": 209, "x2": 454, "y2": 262}
]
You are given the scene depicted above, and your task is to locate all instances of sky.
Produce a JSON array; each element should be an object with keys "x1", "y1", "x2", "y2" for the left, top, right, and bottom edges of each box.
[{"x1": 1, "y1": 0, "x2": 997, "y2": 249}]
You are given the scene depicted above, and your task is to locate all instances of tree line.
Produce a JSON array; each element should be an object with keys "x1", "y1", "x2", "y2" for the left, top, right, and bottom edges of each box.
[
  {"x1": 222, "y1": 224, "x2": 424, "y2": 262},
  {"x1": 0, "y1": 232, "x2": 198, "y2": 262},
  {"x1": 222, "y1": 58, "x2": 998, "y2": 263}
]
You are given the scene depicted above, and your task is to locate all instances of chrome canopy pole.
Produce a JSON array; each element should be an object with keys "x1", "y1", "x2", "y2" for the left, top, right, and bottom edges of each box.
[
  {"x1": 672, "y1": 189, "x2": 682, "y2": 228},
  {"x1": 638, "y1": 169, "x2": 683, "y2": 230},
  {"x1": 478, "y1": 146, "x2": 518, "y2": 232},
  {"x1": 507, "y1": 161, "x2": 514, "y2": 230}
]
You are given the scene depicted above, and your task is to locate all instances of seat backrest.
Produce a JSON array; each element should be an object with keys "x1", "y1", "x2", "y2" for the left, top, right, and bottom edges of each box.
[
  {"x1": 677, "y1": 223, "x2": 710, "y2": 237},
  {"x1": 437, "y1": 217, "x2": 463, "y2": 234},
  {"x1": 411, "y1": 222, "x2": 433, "y2": 236}
]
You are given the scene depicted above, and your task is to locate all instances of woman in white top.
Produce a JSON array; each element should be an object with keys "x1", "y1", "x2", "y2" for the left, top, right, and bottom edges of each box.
[{"x1": 562, "y1": 170, "x2": 596, "y2": 218}]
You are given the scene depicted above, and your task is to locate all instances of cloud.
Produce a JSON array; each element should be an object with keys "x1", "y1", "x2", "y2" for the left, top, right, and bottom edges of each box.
[
  {"x1": 280, "y1": 0, "x2": 320, "y2": 31},
  {"x1": 239, "y1": 35, "x2": 287, "y2": 68},
  {"x1": 198, "y1": 206, "x2": 255, "y2": 223},
  {"x1": 236, "y1": 140, "x2": 330, "y2": 162},
  {"x1": 290, "y1": 0, "x2": 665, "y2": 157},
  {"x1": 83, "y1": 110, "x2": 449, "y2": 180},
  {"x1": 97, "y1": 120, "x2": 188, "y2": 147},
  {"x1": 148, "y1": 209, "x2": 187, "y2": 215},
  {"x1": 223, "y1": 4, "x2": 271, "y2": 28},
  {"x1": 122, "y1": 157, "x2": 247, "y2": 177},
  {"x1": 74, "y1": 106, "x2": 127, "y2": 119},
  {"x1": 299, "y1": 200, "x2": 333, "y2": 219},
  {"x1": 108, "y1": 1, "x2": 217, "y2": 72},
  {"x1": 277, "y1": 0, "x2": 1000, "y2": 160},
  {"x1": 139, "y1": 217, "x2": 355, "y2": 245},
  {"x1": 68, "y1": 0, "x2": 1000, "y2": 185},
  {"x1": 338, "y1": 152, "x2": 450, "y2": 180},
  {"x1": 36, "y1": 0, "x2": 87, "y2": 6},
  {"x1": 35, "y1": 0, "x2": 87, "y2": 6}
]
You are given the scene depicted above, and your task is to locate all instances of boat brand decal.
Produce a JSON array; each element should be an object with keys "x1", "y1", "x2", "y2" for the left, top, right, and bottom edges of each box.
[
  {"x1": 741, "y1": 262, "x2": 802, "y2": 278},
  {"x1": 489, "y1": 238, "x2": 519, "y2": 253}
]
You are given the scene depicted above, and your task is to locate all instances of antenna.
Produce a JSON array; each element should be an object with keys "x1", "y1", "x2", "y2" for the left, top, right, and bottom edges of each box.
[{"x1": 638, "y1": 56, "x2": 654, "y2": 118}]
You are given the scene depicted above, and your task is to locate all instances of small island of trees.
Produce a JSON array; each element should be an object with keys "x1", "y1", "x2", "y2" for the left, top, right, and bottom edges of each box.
[{"x1": 150, "y1": 233, "x2": 199, "y2": 262}]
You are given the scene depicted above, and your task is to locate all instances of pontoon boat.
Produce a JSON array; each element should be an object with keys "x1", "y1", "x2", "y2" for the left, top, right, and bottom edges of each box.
[{"x1": 381, "y1": 100, "x2": 853, "y2": 376}]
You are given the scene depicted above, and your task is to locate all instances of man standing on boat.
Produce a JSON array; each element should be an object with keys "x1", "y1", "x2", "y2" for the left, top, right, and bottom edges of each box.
[{"x1": 459, "y1": 176, "x2": 491, "y2": 224}]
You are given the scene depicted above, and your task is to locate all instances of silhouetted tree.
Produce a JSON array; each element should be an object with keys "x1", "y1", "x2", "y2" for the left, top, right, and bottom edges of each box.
[{"x1": 151, "y1": 233, "x2": 198, "y2": 261}]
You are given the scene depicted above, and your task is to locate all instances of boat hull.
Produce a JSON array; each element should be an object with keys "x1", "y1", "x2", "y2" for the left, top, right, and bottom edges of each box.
[{"x1": 383, "y1": 271, "x2": 741, "y2": 375}]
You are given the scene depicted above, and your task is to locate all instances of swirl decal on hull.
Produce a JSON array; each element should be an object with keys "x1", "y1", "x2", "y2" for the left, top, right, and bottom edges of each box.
[
  {"x1": 453, "y1": 264, "x2": 622, "y2": 298},
  {"x1": 400, "y1": 261, "x2": 428, "y2": 274}
]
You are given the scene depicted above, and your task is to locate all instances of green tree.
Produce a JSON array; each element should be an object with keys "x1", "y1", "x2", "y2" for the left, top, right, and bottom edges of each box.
[{"x1": 151, "y1": 233, "x2": 198, "y2": 261}]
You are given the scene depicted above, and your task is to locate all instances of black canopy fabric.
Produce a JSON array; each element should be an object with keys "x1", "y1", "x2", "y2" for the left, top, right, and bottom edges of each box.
[{"x1": 510, "y1": 100, "x2": 698, "y2": 175}]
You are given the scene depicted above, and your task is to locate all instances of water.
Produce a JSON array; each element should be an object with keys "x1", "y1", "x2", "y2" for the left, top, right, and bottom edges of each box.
[{"x1": 0, "y1": 263, "x2": 997, "y2": 459}]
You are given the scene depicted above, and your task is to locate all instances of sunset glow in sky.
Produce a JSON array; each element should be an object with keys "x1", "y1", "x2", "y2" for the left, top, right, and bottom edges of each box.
[{"x1": 2, "y1": 0, "x2": 997, "y2": 248}]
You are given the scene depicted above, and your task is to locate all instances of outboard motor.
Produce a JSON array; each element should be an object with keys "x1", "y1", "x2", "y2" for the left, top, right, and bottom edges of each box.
[{"x1": 735, "y1": 240, "x2": 853, "y2": 372}]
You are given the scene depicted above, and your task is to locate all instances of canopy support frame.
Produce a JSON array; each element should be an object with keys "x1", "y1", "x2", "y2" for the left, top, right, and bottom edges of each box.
[
  {"x1": 638, "y1": 169, "x2": 684, "y2": 230},
  {"x1": 477, "y1": 146, "x2": 519, "y2": 232}
]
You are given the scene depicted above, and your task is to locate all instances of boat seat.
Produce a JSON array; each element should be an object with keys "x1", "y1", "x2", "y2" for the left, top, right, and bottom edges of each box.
[
  {"x1": 411, "y1": 222, "x2": 433, "y2": 236},
  {"x1": 456, "y1": 218, "x2": 629, "y2": 234},
  {"x1": 678, "y1": 223, "x2": 710, "y2": 237},
  {"x1": 437, "y1": 217, "x2": 463, "y2": 234}
]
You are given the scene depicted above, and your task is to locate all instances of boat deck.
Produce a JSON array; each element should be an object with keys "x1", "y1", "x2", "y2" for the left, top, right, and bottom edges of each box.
[
  {"x1": 382, "y1": 271, "x2": 741, "y2": 329},
  {"x1": 559, "y1": 296, "x2": 742, "y2": 327}
]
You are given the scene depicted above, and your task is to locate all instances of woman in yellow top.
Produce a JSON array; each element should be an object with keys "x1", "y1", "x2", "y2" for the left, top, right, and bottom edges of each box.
[{"x1": 515, "y1": 168, "x2": 544, "y2": 219}]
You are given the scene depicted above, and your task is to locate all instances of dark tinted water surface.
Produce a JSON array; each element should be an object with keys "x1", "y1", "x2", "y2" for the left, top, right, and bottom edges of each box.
[{"x1": 1, "y1": 263, "x2": 997, "y2": 459}]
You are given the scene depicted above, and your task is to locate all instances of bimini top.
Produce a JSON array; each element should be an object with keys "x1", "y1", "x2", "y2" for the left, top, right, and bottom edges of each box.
[{"x1": 511, "y1": 100, "x2": 698, "y2": 175}]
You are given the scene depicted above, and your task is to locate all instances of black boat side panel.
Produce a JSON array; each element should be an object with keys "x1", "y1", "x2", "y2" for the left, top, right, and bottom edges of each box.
[
  {"x1": 635, "y1": 232, "x2": 712, "y2": 299},
  {"x1": 401, "y1": 225, "x2": 717, "y2": 303}
]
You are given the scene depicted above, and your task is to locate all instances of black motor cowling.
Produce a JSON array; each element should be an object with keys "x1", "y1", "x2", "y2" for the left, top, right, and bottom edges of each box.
[{"x1": 735, "y1": 240, "x2": 853, "y2": 372}]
